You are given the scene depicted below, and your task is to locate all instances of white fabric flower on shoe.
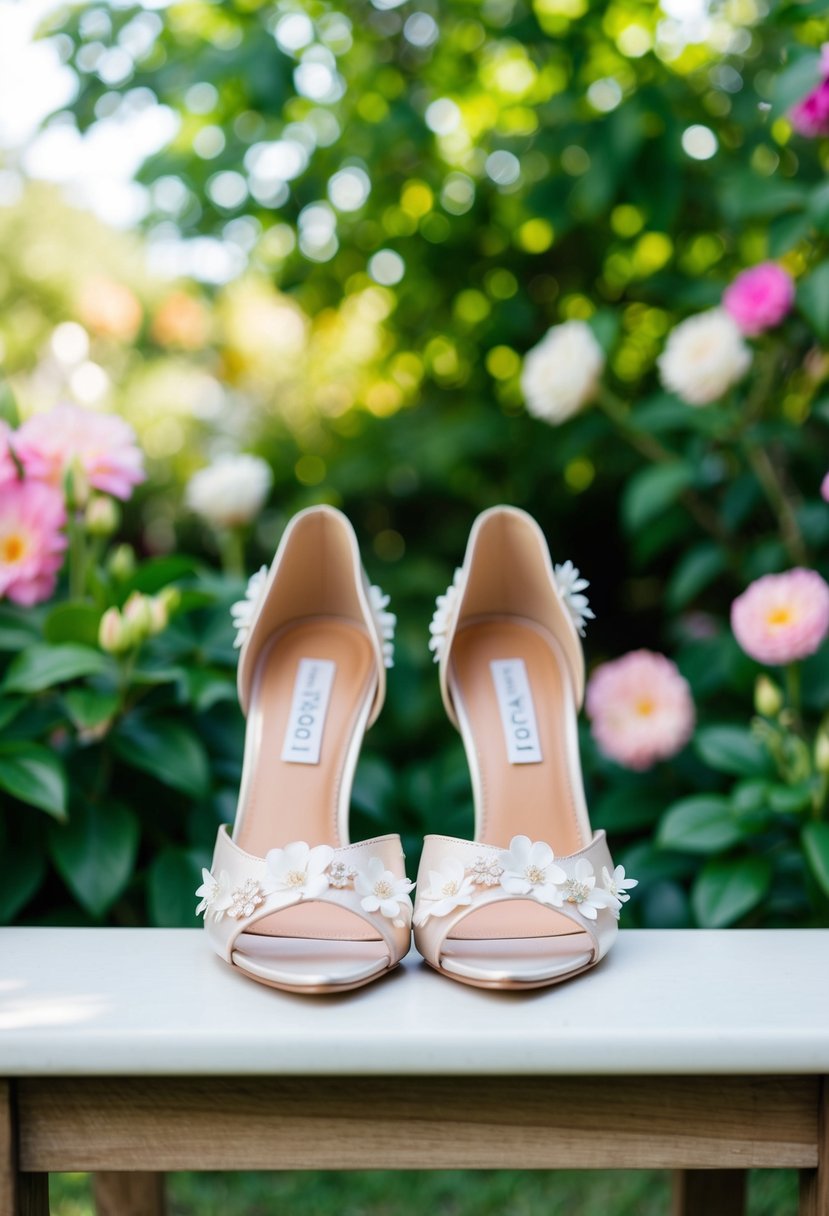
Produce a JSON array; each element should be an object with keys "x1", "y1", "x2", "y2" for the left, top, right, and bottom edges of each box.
[
  {"x1": 559, "y1": 858, "x2": 617, "y2": 921},
  {"x1": 498, "y1": 835, "x2": 567, "y2": 907},
  {"x1": 428, "y1": 568, "x2": 463, "y2": 662},
  {"x1": 602, "y1": 864, "x2": 638, "y2": 919},
  {"x1": 230, "y1": 565, "x2": 268, "y2": 649},
  {"x1": 195, "y1": 867, "x2": 233, "y2": 919},
  {"x1": 368, "y1": 583, "x2": 396, "y2": 668},
  {"x1": 413, "y1": 857, "x2": 475, "y2": 925},
  {"x1": 354, "y1": 856, "x2": 414, "y2": 926},
  {"x1": 265, "y1": 841, "x2": 334, "y2": 902},
  {"x1": 553, "y1": 560, "x2": 595, "y2": 637}
]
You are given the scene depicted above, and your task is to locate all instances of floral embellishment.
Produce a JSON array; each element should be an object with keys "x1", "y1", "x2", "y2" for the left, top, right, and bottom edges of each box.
[
  {"x1": 470, "y1": 855, "x2": 504, "y2": 887},
  {"x1": 553, "y1": 560, "x2": 595, "y2": 637},
  {"x1": 558, "y1": 858, "x2": 616, "y2": 921},
  {"x1": 195, "y1": 867, "x2": 232, "y2": 919},
  {"x1": 368, "y1": 583, "x2": 396, "y2": 668},
  {"x1": 602, "y1": 864, "x2": 638, "y2": 919},
  {"x1": 265, "y1": 841, "x2": 334, "y2": 901},
  {"x1": 498, "y1": 835, "x2": 567, "y2": 907},
  {"x1": 230, "y1": 565, "x2": 268, "y2": 649},
  {"x1": 428, "y1": 567, "x2": 463, "y2": 662},
  {"x1": 413, "y1": 857, "x2": 475, "y2": 925},
  {"x1": 354, "y1": 856, "x2": 414, "y2": 927},
  {"x1": 227, "y1": 878, "x2": 266, "y2": 920},
  {"x1": 328, "y1": 859, "x2": 357, "y2": 889}
]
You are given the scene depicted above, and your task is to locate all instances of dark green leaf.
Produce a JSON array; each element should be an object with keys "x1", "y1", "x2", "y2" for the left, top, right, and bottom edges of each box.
[
  {"x1": 0, "y1": 606, "x2": 42, "y2": 651},
  {"x1": 802, "y1": 823, "x2": 829, "y2": 899},
  {"x1": 666, "y1": 543, "x2": 727, "y2": 610},
  {"x1": 3, "y1": 644, "x2": 112, "y2": 693},
  {"x1": 692, "y1": 857, "x2": 772, "y2": 927},
  {"x1": 0, "y1": 744, "x2": 67, "y2": 819},
  {"x1": 797, "y1": 262, "x2": 829, "y2": 341},
  {"x1": 658, "y1": 795, "x2": 742, "y2": 853},
  {"x1": 621, "y1": 461, "x2": 695, "y2": 533},
  {"x1": 63, "y1": 687, "x2": 121, "y2": 732},
  {"x1": 591, "y1": 785, "x2": 665, "y2": 833},
  {"x1": 125, "y1": 556, "x2": 201, "y2": 595},
  {"x1": 694, "y1": 725, "x2": 773, "y2": 777},
  {"x1": 43, "y1": 603, "x2": 102, "y2": 647},
  {"x1": 113, "y1": 715, "x2": 210, "y2": 799},
  {"x1": 147, "y1": 848, "x2": 204, "y2": 926},
  {"x1": 0, "y1": 825, "x2": 46, "y2": 922},
  {"x1": 49, "y1": 801, "x2": 139, "y2": 917}
]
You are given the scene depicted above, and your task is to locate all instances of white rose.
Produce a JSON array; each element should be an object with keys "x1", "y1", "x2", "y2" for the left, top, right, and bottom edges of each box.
[
  {"x1": 658, "y1": 308, "x2": 751, "y2": 406},
  {"x1": 185, "y1": 454, "x2": 273, "y2": 528},
  {"x1": 520, "y1": 320, "x2": 605, "y2": 425}
]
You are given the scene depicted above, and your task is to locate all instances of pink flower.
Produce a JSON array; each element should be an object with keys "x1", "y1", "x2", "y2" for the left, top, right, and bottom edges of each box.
[
  {"x1": 0, "y1": 480, "x2": 67, "y2": 605},
  {"x1": 790, "y1": 79, "x2": 829, "y2": 138},
  {"x1": 15, "y1": 404, "x2": 145, "y2": 501},
  {"x1": 0, "y1": 422, "x2": 19, "y2": 488},
  {"x1": 722, "y1": 263, "x2": 795, "y2": 337},
  {"x1": 586, "y1": 650, "x2": 695, "y2": 772},
  {"x1": 731, "y1": 569, "x2": 829, "y2": 665},
  {"x1": 821, "y1": 471, "x2": 829, "y2": 503}
]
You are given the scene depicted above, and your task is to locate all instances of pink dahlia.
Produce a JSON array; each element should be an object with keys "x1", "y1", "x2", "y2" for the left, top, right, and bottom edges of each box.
[
  {"x1": 722, "y1": 263, "x2": 795, "y2": 337},
  {"x1": 585, "y1": 649, "x2": 695, "y2": 772},
  {"x1": 15, "y1": 404, "x2": 145, "y2": 501},
  {"x1": 790, "y1": 78, "x2": 829, "y2": 138},
  {"x1": 0, "y1": 480, "x2": 67, "y2": 605},
  {"x1": 731, "y1": 569, "x2": 829, "y2": 665}
]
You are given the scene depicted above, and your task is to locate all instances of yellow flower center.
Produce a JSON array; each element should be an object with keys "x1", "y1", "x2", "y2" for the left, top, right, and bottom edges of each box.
[
  {"x1": 374, "y1": 880, "x2": 393, "y2": 899},
  {"x1": 441, "y1": 880, "x2": 458, "y2": 897},
  {"x1": 526, "y1": 865, "x2": 545, "y2": 885},
  {"x1": 0, "y1": 533, "x2": 27, "y2": 565},
  {"x1": 286, "y1": 870, "x2": 306, "y2": 887},
  {"x1": 635, "y1": 698, "x2": 655, "y2": 717},
  {"x1": 767, "y1": 607, "x2": 793, "y2": 628}
]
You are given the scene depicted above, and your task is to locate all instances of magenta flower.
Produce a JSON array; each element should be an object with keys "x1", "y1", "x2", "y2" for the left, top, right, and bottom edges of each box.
[
  {"x1": 0, "y1": 480, "x2": 67, "y2": 605},
  {"x1": 731, "y1": 569, "x2": 829, "y2": 666},
  {"x1": 790, "y1": 78, "x2": 829, "y2": 138},
  {"x1": 15, "y1": 404, "x2": 145, "y2": 501},
  {"x1": 722, "y1": 263, "x2": 795, "y2": 337},
  {"x1": 585, "y1": 650, "x2": 695, "y2": 772}
]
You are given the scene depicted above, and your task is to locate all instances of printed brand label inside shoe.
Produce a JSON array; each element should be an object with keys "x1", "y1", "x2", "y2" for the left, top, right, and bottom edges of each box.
[
  {"x1": 490, "y1": 658, "x2": 543, "y2": 765},
  {"x1": 281, "y1": 657, "x2": 336, "y2": 765}
]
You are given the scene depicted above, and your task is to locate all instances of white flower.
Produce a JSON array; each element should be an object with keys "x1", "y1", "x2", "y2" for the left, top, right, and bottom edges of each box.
[
  {"x1": 429, "y1": 567, "x2": 463, "y2": 663},
  {"x1": 265, "y1": 841, "x2": 334, "y2": 902},
  {"x1": 521, "y1": 321, "x2": 605, "y2": 425},
  {"x1": 498, "y1": 835, "x2": 567, "y2": 906},
  {"x1": 185, "y1": 453, "x2": 273, "y2": 528},
  {"x1": 195, "y1": 867, "x2": 233, "y2": 919},
  {"x1": 554, "y1": 559, "x2": 595, "y2": 637},
  {"x1": 559, "y1": 858, "x2": 617, "y2": 921},
  {"x1": 328, "y1": 859, "x2": 356, "y2": 889},
  {"x1": 354, "y1": 855, "x2": 414, "y2": 925},
  {"x1": 230, "y1": 565, "x2": 268, "y2": 649},
  {"x1": 368, "y1": 584, "x2": 396, "y2": 668},
  {"x1": 470, "y1": 855, "x2": 504, "y2": 887},
  {"x1": 227, "y1": 878, "x2": 267, "y2": 920},
  {"x1": 602, "y1": 864, "x2": 638, "y2": 919},
  {"x1": 657, "y1": 308, "x2": 751, "y2": 406},
  {"x1": 413, "y1": 857, "x2": 475, "y2": 925}
]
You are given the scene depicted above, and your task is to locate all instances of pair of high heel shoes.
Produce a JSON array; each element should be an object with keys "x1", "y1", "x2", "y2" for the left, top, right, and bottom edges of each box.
[{"x1": 196, "y1": 505, "x2": 635, "y2": 994}]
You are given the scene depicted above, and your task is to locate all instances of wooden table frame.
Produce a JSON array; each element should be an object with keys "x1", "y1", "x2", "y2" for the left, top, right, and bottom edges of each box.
[{"x1": 3, "y1": 1073, "x2": 827, "y2": 1215}]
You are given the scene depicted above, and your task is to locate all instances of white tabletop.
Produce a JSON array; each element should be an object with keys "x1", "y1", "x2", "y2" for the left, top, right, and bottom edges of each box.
[{"x1": 1, "y1": 928, "x2": 827, "y2": 1076}]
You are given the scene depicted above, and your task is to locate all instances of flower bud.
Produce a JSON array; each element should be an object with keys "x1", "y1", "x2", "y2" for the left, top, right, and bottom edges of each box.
[
  {"x1": 85, "y1": 494, "x2": 120, "y2": 537},
  {"x1": 98, "y1": 607, "x2": 131, "y2": 654},
  {"x1": 754, "y1": 675, "x2": 783, "y2": 718},
  {"x1": 122, "y1": 591, "x2": 154, "y2": 642},
  {"x1": 815, "y1": 730, "x2": 829, "y2": 775},
  {"x1": 108, "y1": 543, "x2": 135, "y2": 582},
  {"x1": 64, "y1": 455, "x2": 90, "y2": 509},
  {"x1": 157, "y1": 585, "x2": 181, "y2": 615},
  {"x1": 147, "y1": 594, "x2": 168, "y2": 635}
]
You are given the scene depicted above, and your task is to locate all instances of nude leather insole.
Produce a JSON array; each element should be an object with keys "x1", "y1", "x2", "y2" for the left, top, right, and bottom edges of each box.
[
  {"x1": 235, "y1": 618, "x2": 380, "y2": 943},
  {"x1": 447, "y1": 618, "x2": 589, "y2": 944}
]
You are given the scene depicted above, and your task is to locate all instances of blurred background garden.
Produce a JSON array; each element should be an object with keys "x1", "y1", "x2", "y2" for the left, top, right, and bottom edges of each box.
[{"x1": 3, "y1": 0, "x2": 829, "y2": 1210}]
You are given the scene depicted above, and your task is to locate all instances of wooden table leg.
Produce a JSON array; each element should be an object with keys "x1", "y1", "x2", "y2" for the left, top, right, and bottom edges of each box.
[
  {"x1": 800, "y1": 1077, "x2": 828, "y2": 1216},
  {"x1": 2, "y1": 1081, "x2": 49, "y2": 1216},
  {"x1": 672, "y1": 1170, "x2": 746, "y2": 1216},
  {"x1": 93, "y1": 1172, "x2": 167, "y2": 1216}
]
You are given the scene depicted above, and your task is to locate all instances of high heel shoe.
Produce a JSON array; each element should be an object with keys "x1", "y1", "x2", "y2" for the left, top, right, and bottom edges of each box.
[
  {"x1": 413, "y1": 506, "x2": 635, "y2": 989},
  {"x1": 196, "y1": 505, "x2": 412, "y2": 994}
]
